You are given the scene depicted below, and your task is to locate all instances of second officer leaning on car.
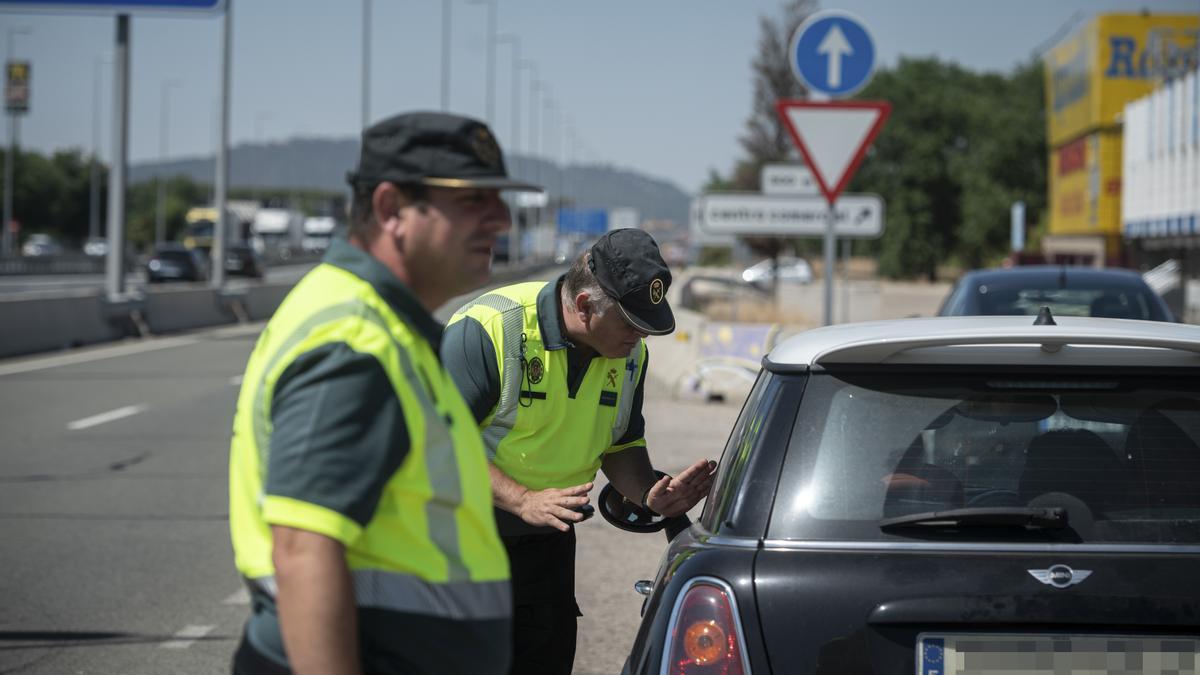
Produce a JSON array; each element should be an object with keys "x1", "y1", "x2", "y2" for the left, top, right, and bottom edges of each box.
[{"x1": 442, "y1": 228, "x2": 717, "y2": 675}]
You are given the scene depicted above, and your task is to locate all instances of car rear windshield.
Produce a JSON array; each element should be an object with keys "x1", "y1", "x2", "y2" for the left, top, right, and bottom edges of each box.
[
  {"x1": 157, "y1": 251, "x2": 194, "y2": 264},
  {"x1": 978, "y1": 285, "x2": 1158, "y2": 320},
  {"x1": 770, "y1": 370, "x2": 1200, "y2": 545}
]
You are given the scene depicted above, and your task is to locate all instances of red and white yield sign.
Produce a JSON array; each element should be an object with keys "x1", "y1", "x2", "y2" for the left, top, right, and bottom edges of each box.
[{"x1": 775, "y1": 100, "x2": 891, "y2": 206}]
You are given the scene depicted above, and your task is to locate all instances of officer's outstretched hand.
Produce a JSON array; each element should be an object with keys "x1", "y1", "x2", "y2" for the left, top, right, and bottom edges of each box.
[
  {"x1": 645, "y1": 459, "x2": 718, "y2": 518},
  {"x1": 518, "y1": 482, "x2": 594, "y2": 532}
]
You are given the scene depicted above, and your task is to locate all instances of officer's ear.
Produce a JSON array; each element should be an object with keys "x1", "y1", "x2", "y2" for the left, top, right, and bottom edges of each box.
[
  {"x1": 372, "y1": 183, "x2": 405, "y2": 239},
  {"x1": 573, "y1": 291, "x2": 594, "y2": 324}
]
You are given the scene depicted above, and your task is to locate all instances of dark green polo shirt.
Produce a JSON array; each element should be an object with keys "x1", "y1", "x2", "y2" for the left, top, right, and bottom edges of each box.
[{"x1": 247, "y1": 240, "x2": 507, "y2": 675}]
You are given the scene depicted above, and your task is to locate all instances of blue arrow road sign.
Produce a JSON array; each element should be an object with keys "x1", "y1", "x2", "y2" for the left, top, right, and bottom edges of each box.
[{"x1": 789, "y1": 10, "x2": 876, "y2": 98}]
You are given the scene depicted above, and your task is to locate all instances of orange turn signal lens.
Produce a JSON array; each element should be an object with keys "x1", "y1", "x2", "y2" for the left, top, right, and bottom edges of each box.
[{"x1": 683, "y1": 620, "x2": 727, "y2": 665}]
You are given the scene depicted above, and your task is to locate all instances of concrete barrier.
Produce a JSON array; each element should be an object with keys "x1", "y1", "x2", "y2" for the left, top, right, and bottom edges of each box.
[{"x1": 0, "y1": 260, "x2": 563, "y2": 361}]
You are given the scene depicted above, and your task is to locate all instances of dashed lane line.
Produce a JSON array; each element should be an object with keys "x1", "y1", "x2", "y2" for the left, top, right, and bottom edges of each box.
[
  {"x1": 67, "y1": 404, "x2": 148, "y2": 431},
  {"x1": 160, "y1": 624, "x2": 215, "y2": 649},
  {"x1": 223, "y1": 588, "x2": 249, "y2": 605}
]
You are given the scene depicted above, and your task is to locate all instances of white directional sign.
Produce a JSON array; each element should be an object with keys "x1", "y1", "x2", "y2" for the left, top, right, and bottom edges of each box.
[
  {"x1": 693, "y1": 192, "x2": 884, "y2": 238},
  {"x1": 761, "y1": 163, "x2": 819, "y2": 196},
  {"x1": 776, "y1": 100, "x2": 891, "y2": 206}
]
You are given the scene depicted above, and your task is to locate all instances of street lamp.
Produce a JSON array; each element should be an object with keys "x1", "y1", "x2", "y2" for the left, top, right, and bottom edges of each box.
[
  {"x1": 441, "y1": 0, "x2": 451, "y2": 111},
  {"x1": 253, "y1": 111, "x2": 274, "y2": 203},
  {"x1": 468, "y1": 0, "x2": 497, "y2": 126},
  {"x1": 155, "y1": 78, "x2": 181, "y2": 245},
  {"x1": 497, "y1": 33, "x2": 520, "y2": 152},
  {"x1": 3, "y1": 25, "x2": 31, "y2": 257},
  {"x1": 89, "y1": 54, "x2": 111, "y2": 244},
  {"x1": 361, "y1": 0, "x2": 371, "y2": 128}
]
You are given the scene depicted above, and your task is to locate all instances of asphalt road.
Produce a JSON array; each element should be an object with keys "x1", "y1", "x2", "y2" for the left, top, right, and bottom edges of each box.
[{"x1": 0, "y1": 270, "x2": 740, "y2": 675}]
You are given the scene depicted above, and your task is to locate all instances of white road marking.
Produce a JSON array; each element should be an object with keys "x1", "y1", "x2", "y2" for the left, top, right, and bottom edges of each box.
[
  {"x1": 160, "y1": 624, "x2": 215, "y2": 649},
  {"x1": 223, "y1": 588, "x2": 249, "y2": 605},
  {"x1": 0, "y1": 336, "x2": 200, "y2": 377},
  {"x1": 67, "y1": 404, "x2": 147, "y2": 431},
  {"x1": 0, "y1": 320, "x2": 266, "y2": 378},
  {"x1": 229, "y1": 374, "x2": 243, "y2": 386}
]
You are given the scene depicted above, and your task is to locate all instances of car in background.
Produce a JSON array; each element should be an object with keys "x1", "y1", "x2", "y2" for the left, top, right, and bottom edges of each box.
[
  {"x1": 741, "y1": 255, "x2": 814, "y2": 288},
  {"x1": 83, "y1": 237, "x2": 108, "y2": 257},
  {"x1": 623, "y1": 314, "x2": 1200, "y2": 674},
  {"x1": 223, "y1": 243, "x2": 264, "y2": 278},
  {"x1": 146, "y1": 243, "x2": 208, "y2": 283},
  {"x1": 21, "y1": 233, "x2": 63, "y2": 257},
  {"x1": 938, "y1": 266, "x2": 1174, "y2": 321}
]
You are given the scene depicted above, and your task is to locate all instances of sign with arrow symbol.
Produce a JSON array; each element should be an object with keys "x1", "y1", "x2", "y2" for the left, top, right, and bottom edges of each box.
[{"x1": 789, "y1": 10, "x2": 877, "y2": 98}]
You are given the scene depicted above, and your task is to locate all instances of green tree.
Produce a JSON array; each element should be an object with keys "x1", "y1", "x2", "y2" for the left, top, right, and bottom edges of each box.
[{"x1": 850, "y1": 57, "x2": 1047, "y2": 279}]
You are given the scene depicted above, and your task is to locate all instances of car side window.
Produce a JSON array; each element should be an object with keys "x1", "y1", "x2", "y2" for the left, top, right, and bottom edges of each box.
[{"x1": 701, "y1": 372, "x2": 784, "y2": 533}]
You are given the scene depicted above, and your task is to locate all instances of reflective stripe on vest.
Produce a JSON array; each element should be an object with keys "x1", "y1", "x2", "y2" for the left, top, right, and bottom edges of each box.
[
  {"x1": 452, "y1": 293, "x2": 525, "y2": 461},
  {"x1": 249, "y1": 298, "x2": 470, "y2": 581},
  {"x1": 248, "y1": 571, "x2": 511, "y2": 621}
]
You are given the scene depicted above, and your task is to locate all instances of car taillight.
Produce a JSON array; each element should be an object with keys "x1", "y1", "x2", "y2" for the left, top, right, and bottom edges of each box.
[{"x1": 664, "y1": 579, "x2": 748, "y2": 674}]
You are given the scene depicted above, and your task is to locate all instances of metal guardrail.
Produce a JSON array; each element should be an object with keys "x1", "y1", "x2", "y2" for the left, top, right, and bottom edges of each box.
[{"x1": 0, "y1": 254, "x2": 113, "y2": 275}]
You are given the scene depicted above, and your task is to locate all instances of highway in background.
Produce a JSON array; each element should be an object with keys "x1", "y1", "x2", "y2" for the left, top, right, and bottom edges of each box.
[
  {"x1": 0, "y1": 266, "x2": 735, "y2": 674},
  {"x1": 0, "y1": 264, "x2": 312, "y2": 296}
]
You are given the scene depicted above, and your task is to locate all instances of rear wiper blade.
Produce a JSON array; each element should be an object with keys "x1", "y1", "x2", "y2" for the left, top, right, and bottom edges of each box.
[{"x1": 879, "y1": 507, "x2": 1068, "y2": 531}]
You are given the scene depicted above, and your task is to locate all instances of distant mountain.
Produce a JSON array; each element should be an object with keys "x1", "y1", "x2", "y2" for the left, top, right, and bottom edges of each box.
[{"x1": 129, "y1": 137, "x2": 692, "y2": 225}]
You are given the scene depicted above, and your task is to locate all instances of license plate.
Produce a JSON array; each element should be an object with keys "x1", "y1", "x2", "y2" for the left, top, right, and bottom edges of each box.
[{"x1": 917, "y1": 633, "x2": 1200, "y2": 674}]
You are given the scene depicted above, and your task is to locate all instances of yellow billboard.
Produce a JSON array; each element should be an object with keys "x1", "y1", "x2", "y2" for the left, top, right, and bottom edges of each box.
[
  {"x1": 1045, "y1": 14, "x2": 1199, "y2": 146},
  {"x1": 1048, "y1": 129, "x2": 1123, "y2": 239}
]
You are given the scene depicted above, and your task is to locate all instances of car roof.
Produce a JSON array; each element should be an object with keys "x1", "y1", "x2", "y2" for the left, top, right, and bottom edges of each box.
[
  {"x1": 765, "y1": 315, "x2": 1200, "y2": 370},
  {"x1": 958, "y1": 265, "x2": 1145, "y2": 285}
]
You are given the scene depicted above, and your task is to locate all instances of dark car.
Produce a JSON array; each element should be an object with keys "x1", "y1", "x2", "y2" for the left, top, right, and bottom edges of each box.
[
  {"x1": 146, "y1": 244, "x2": 208, "y2": 283},
  {"x1": 224, "y1": 243, "x2": 264, "y2": 278},
  {"x1": 938, "y1": 265, "x2": 1174, "y2": 321},
  {"x1": 623, "y1": 315, "x2": 1200, "y2": 675}
]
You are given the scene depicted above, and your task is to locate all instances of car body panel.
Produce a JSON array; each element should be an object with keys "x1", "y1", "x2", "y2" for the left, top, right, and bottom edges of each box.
[{"x1": 625, "y1": 315, "x2": 1200, "y2": 675}]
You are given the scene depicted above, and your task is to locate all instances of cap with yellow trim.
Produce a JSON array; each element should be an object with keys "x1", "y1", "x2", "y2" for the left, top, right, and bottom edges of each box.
[{"x1": 347, "y1": 111, "x2": 542, "y2": 193}]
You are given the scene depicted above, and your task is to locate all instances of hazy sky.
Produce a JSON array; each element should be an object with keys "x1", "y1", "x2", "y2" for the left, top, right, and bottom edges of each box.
[{"x1": 2, "y1": 0, "x2": 1197, "y2": 193}]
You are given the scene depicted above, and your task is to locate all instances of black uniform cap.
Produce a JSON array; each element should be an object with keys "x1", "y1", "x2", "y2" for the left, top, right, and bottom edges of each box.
[
  {"x1": 347, "y1": 111, "x2": 542, "y2": 192},
  {"x1": 588, "y1": 229, "x2": 675, "y2": 336}
]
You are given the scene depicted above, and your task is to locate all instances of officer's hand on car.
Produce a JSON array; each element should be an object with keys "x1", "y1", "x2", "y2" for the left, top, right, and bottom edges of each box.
[
  {"x1": 517, "y1": 482, "x2": 594, "y2": 532},
  {"x1": 644, "y1": 459, "x2": 718, "y2": 518}
]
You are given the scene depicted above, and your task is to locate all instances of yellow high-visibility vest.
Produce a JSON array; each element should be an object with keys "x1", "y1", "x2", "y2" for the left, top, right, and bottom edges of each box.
[
  {"x1": 449, "y1": 281, "x2": 647, "y2": 490},
  {"x1": 229, "y1": 261, "x2": 510, "y2": 620}
]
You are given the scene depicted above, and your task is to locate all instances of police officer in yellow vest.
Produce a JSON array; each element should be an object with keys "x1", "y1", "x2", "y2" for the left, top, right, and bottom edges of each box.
[
  {"x1": 228, "y1": 112, "x2": 541, "y2": 675},
  {"x1": 442, "y1": 229, "x2": 717, "y2": 674}
]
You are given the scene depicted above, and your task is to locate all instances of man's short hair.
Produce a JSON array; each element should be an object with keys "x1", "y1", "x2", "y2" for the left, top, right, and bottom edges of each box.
[
  {"x1": 562, "y1": 251, "x2": 614, "y2": 316},
  {"x1": 347, "y1": 182, "x2": 429, "y2": 241}
]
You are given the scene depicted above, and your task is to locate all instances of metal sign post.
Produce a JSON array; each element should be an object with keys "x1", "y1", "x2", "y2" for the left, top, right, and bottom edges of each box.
[
  {"x1": 105, "y1": 14, "x2": 129, "y2": 300},
  {"x1": 784, "y1": 9, "x2": 888, "y2": 326},
  {"x1": 3, "y1": 59, "x2": 29, "y2": 257}
]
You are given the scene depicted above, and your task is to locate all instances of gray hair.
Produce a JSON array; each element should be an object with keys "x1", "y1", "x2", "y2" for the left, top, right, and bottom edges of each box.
[{"x1": 561, "y1": 251, "x2": 615, "y2": 316}]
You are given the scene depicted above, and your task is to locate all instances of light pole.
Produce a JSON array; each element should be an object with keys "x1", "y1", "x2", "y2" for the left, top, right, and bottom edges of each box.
[
  {"x1": 361, "y1": 0, "x2": 371, "y2": 128},
  {"x1": 155, "y1": 78, "x2": 181, "y2": 245},
  {"x1": 89, "y1": 54, "x2": 110, "y2": 245},
  {"x1": 468, "y1": 0, "x2": 496, "y2": 126},
  {"x1": 3, "y1": 25, "x2": 31, "y2": 257},
  {"x1": 497, "y1": 34, "x2": 520, "y2": 152},
  {"x1": 253, "y1": 112, "x2": 274, "y2": 203},
  {"x1": 441, "y1": 0, "x2": 451, "y2": 111}
]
